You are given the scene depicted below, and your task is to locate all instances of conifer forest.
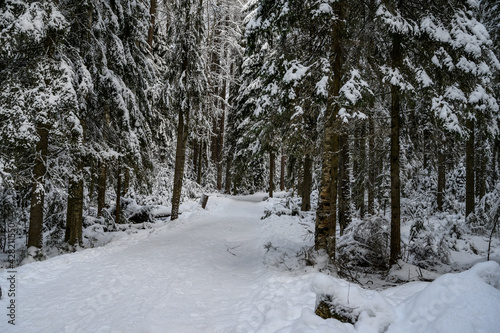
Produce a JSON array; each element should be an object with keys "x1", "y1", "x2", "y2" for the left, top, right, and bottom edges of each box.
[{"x1": 0, "y1": 0, "x2": 500, "y2": 331}]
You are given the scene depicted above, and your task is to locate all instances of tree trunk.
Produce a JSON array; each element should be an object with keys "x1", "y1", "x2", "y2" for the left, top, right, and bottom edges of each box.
[
  {"x1": 269, "y1": 152, "x2": 275, "y2": 198},
  {"x1": 301, "y1": 155, "x2": 313, "y2": 211},
  {"x1": 147, "y1": 0, "x2": 157, "y2": 52},
  {"x1": 475, "y1": 135, "x2": 486, "y2": 199},
  {"x1": 280, "y1": 153, "x2": 286, "y2": 191},
  {"x1": 479, "y1": 153, "x2": 486, "y2": 198},
  {"x1": 211, "y1": 118, "x2": 218, "y2": 165},
  {"x1": 98, "y1": 103, "x2": 110, "y2": 218},
  {"x1": 65, "y1": 176, "x2": 84, "y2": 246},
  {"x1": 437, "y1": 145, "x2": 445, "y2": 211},
  {"x1": 466, "y1": 118, "x2": 475, "y2": 218},
  {"x1": 493, "y1": 138, "x2": 499, "y2": 184},
  {"x1": 197, "y1": 140, "x2": 203, "y2": 185},
  {"x1": 65, "y1": 184, "x2": 73, "y2": 243},
  {"x1": 338, "y1": 134, "x2": 351, "y2": 235},
  {"x1": 315, "y1": 0, "x2": 344, "y2": 262},
  {"x1": 389, "y1": 31, "x2": 402, "y2": 265},
  {"x1": 193, "y1": 140, "x2": 199, "y2": 176},
  {"x1": 368, "y1": 115, "x2": 375, "y2": 215},
  {"x1": 89, "y1": 164, "x2": 96, "y2": 205},
  {"x1": 115, "y1": 167, "x2": 122, "y2": 225},
  {"x1": 171, "y1": 107, "x2": 190, "y2": 221},
  {"x1": 216, "y1": 99, "x2": 226, "y2": 191},
  {"x1": 287, "y1": 156, "x2": 296, "y2": 192},
  {"x1": 224, "y1": 155, "x2": 232, "y2": 194},
  {"x1": 358, "y1": 127, "x2": 366, "y2": 218},
  {"x1": 97, "y1": 162, "x2": 107, "y2": 218},
  {"x1": 210, "y1": 28, "x2": 220, "y2": 169},
  {"x1": 28, "y1": 124, "x2": 49, "y2": 249}
]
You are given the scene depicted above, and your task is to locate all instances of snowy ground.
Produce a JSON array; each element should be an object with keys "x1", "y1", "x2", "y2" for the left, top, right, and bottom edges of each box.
[{"x1": 1, "y1": 194, "x2": 499, "y2": 332}]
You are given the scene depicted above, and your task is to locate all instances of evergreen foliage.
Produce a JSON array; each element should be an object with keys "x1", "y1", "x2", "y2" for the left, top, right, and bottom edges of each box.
[{"x1": 0, "y1": 0, "x2": 498, "y2": 274}]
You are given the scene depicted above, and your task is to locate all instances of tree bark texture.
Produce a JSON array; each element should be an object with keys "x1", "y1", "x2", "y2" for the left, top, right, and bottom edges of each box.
[
  {"x1": 368, "y1": 115, "x2": 375, "y2": 215},
  {"x1": 28, "y1": 124, "x2": 49, "y2": 249},
  {"x1": 338, "y1": 134, "x2": 351, "y2": 235},
  {"x1": 280, "y1": 153, "x2": 286, "y2": 191},
  {"x1": 216, "y1": 80, "x2": 226, "y2": 191},
  {"x1": 269, "y1": 152, "x2": 275, "y2": 198},
  {"x1": 475, "y1": 134, "x2": 486, "y2": 199},
  {"x1": 115, "y1": 166, "x2": 122, "y2": 224},
  {"x1": 171, "y1": 108, "x2": 190, "y2": 220},
  {"x1": 315, "y1": 0, "x2": 344, "y2": 262},
  {"x1": 358, "y1": 127, "x2": 366, "y2": 217},
  {"x1": 437, "y1": 146, "x2": 445, "y2": 211},
  {"x1": 147, "y1": 0, "x2": 157, "y2": 51},
  {"x1": 390, "y1": 32, "x2": 402, "y2": 265},
  {"x1": 224, "y1": 156, "x2": 232, "y2": 194},
  {"x1": 97, "y1": 165, "x2": 107, "y2": 219},
  {"x1": 301, "y1": 155, "x2": 313, "y2": 211},
  {"x1": 466, "y1": 118, "x2": 475, "y2": 218},
  {"x1": 65, "y1": 177, "x2": 84, "y2": 246},
  {"x1": 197, "y1": 140, "x2": 203, "y2": 185}
]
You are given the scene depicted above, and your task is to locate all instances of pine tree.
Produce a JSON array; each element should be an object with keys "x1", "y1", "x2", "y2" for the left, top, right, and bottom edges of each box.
[
  {"x1": 168, "y1": 0, "x2": 207, "y2": 220},
  {"x1": 0, "y1": 0, "x2": 80, "y2": 250}
]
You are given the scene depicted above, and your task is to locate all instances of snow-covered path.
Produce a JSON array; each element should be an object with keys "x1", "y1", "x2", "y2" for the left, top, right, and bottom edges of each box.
[{"x1": 0, "y1": 195, "x2": 316, "y2": 333}]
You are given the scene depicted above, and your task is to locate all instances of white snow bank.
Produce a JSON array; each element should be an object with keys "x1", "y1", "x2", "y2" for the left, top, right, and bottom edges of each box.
[
  {"x1": 387, "y1": 261, "x2": 500, "y2": 333},
  {"x1": 297, "y1": 261, "x2": 500, "y2": 333},
  {"x1": 311, "y1": 274, "x2": 396, "y2": 333}
]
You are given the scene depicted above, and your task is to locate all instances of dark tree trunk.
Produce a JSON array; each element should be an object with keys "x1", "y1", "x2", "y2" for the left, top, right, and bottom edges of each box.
[
  {"x1": 301, "y1": 155, "x2": 313, "y2": 211},
  {"x1": 97, "y1": 162, "x2": 107, "y2": 218},
  {"x1": 65, "y1": 186, "x2": 73, "y2": 243},
  {"x1": 466, "y1": 118, "x2": 475, "y2": 218},
  {"x1": 338, "y1": 134, "x2": 351, "y2": 235},
  {"x1": 171, "y1": 107, "x2": 189, "y2": 221},
  {"x1": 65, "y1": 177, "x2": 84, "y2": 246},
  {"x1": 147, "y1": 0, "x2": 157, "y2": 51},
  {"x1": 211, "y1": 118, "x2": 218, "y2": 165},
  {"x1": 193, "y1": 140, "x2": 199, "y2": 177},
  {"x1": 367, "y1": 115, "x2": 375, "y2": 215},
  {"x1": 358, "y1": 127, "x2": 366, "y2": 218},
  {"x1": 89, "y1": 163, "x2": 96, "y2": 205},
  {"x1": 65, "y1": 113, "x2": 86, "y2": 246},
  {"x1": 479, "y1": 153, "x2": 486, "y2": 198},
  {"x1": 475, "y1": 135, "x2": 487, "y2": 199},
  {"x1": 390, "y1": 32, "x2": 402, "y2": 265},
  {"x1": 493, "y1": 138, "x2": 499, "y2": 184},
  {"x1": 287, "y1": 156, "x2": 296, "y2": 192},
  {"x1": 224, "y1": 155, "x2": 232, "y2": 194},
  {"x1": 28, "y1": 124, "x2": 49, "y2": 249},
  {"x1": 437, "y1": 146, "x2": 446, "y2": 211},
  {"x1": 115, "y1": 167, "x2": 122, "y2": 224},
  {"x1": 210, "y1": 30, "x2": 220, "y2": 168},
  {"x1": 280, "y1": 153, "x2": 286, "y2": 191},
  {"x1": 216, "y1": 78, "x2": 226, "y2": 191},
  {"x1": 197, "y1": 140, "x2": 203, "y2": 185},
  {"x1": 269, "y1": 152, "x2": 275, "y2": 198}
]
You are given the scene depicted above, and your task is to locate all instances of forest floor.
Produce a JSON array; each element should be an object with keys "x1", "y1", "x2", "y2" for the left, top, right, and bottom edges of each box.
[{"x1": 0, "y1": 193, "x2": 499, "y2": 332}]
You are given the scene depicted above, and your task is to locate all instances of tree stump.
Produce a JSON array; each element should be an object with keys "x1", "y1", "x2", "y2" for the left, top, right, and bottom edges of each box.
[{"x1": 200, "y1": 194, "x2": 209, "y2": 209}]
